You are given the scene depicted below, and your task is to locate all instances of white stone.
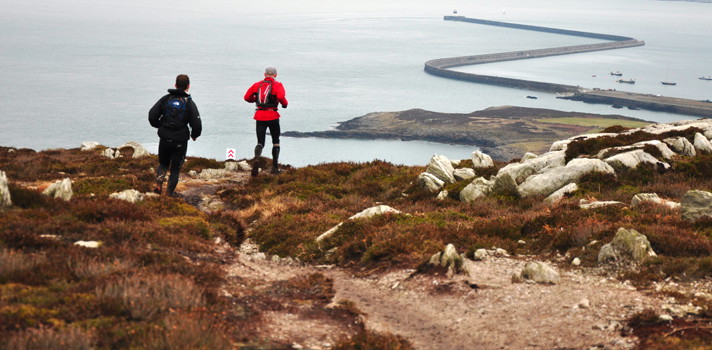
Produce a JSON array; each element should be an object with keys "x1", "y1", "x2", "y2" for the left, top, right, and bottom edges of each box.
[
  {"x1": 544, "y1": 183, "x2": 578, "y2": 205},
  {"x1": 604, "y1": 149, "x2": 669, "y2": 171},
  {"x1": 693, "y1": 132, "x2": 712, "y2": 154},
  {"x1": 0, "y1": 170, "x2": 12, "y2": 209},
  {"x1": 497, "y1": 150, "x2": 566, "y2": 185},
  {"x1": 198, "y1": 168, "x2": 229, "y2": 180},
  {"x1": 664, "y1": 137, "x2": 696, "y2": 157},
  {"x1": 80, "y1": 141, "x2": 100, "y2": 151},
  {"x1": 572, "y1": 257, "x2": 581, "y2": 266},
  {"x1": 417, "y1": 172, "x2": 445, "y2": 193},
  {"x1": 74, "y1": 240, "x2": 101, "y2": 248},
  {"x1": 459, "y1": 177, "x2": 493, "y2": 203},
  {"x1": 473, "y1": 248, "x2": 488, "y2": 261},
  {"x1": 520, "y1": 261, "x2": 559, "y2": 284},
  {"x1": 119, "y1": 141, "x2": 151, "y2": 158},
  {"x1": 436, "y1": 190, "x2": 449, "y2": 201},
  {"x1": 316, "y1": 205, "x2": 402, "y2": 243},
  {"x1": 598, "y1": 227, "x2": 656, "y2": 264},
  {"x1": 109, "y1": 189, "x2": 145, "y2": 203},
  {"x1": 579, "y1": 199, "x2": 624, "y2": 210},
  {"x1": 471, "y1": 150, "x2": 494, "y2": 168},
  {"x1": 102, "y1": 148, "x2": 119, "y2": 159},
  {"x1": 426, "y1": 154, "x2": 456, "y2": 184},
  {"x1": 453, "y1": 168, "x2": 476, "y2": 181},
  {"x1": 517, "y1": 158, "x2": 614, "y2": 198},
  {"x1": 43, "y1": 178, "x2": 73, "y2": 201}
]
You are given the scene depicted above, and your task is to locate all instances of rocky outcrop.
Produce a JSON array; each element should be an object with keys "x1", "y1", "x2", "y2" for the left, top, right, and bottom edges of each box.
[
  {"x1": 681, "y1": 190, "x2": 712, "y2": 222},
  {"x1": 517, "y1": 158, "x2": 614, "y2": 198},
  {"x1": 664, "y1": 137, "x2": 696, "y2": 157},
  {"x1": 544, "y1": 183, "x2": 578, "y2": 205},
  {"x1": 418, "y1": 172, "x2": 445, "y2": 193},
  {"x1": 43, "y1": 178, "x2": 73, "y2": 201},
  {"x1": 0, "y1": 170, "x2": 11, "y2": 209},
  {"x1": 119, "y1": 141, "x2": 151, "y2": 158},
  {"x1": 693, "y1": 133, "x2": 712, "y2": 154},
  {"x1": 598, "y1": 228, "x2": 656, "y2": 265},
  {"x1": 497, "y1": 151, "x2": 566, "y2": 185},
  {"x1": 80, "y1": 141, "x2": 100, "y2": 151},
  {"x1": 471, "y1": 150, "x2": 494, "y2": 168},
  {"x1": 604, "y1": 149, "x2": 669, "y2": 171},
  {"x1": 460, "y1": 177, "x2": 493, "y2": 203}
]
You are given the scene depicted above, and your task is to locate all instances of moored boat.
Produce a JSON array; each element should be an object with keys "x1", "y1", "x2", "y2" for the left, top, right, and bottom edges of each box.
[
  {"x1": 610, "y1": 71, "x2": 623, "y2": 76},
  {"x1": 700, "y1": 76, "x2": 712, "y2": 81},
  {"x1": 616, "y1": 78, "x2": 635, "y2": 84},
  {"x1": 661, "y1": 81, "x2": 677, "y2": 86}
]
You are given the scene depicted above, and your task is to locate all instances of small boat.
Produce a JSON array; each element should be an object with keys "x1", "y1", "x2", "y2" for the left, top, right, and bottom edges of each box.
[
  {"x1": 526, "y1": 95, "x2": 538, "y2": 99},
  {"x1": 616, "y1": 78, "x2": 635, "y2": 84},
  {"x1": 610, "y1": 71, "x2": 623, "y2": 76},
  {"x1": 453, "y1": 9, "x2": 458, "y2": 14},
  {"x1": 700, "y1": 76, "x2": 712, "y2": 81},
  {"x1": 661, "y1": 81, "x2": 677, "y2": 86}
]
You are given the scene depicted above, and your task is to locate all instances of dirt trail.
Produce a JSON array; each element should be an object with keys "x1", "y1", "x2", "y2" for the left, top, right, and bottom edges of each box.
[{"x1": 222, "y1": 238, "x2": 666, "y2": 350}]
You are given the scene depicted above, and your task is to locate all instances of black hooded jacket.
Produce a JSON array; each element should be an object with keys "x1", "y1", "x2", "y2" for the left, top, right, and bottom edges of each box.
[{"x1": 148, "y1": 89, "x2": 202, "y2": 142}]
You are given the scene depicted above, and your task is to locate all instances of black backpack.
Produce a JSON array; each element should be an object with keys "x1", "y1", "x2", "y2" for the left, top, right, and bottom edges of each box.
[
  {"x1": 162, "y1": 96, "x2": 189, "y2": 130},
  {"x1": 256, "y1": 80, "x2": 278, "y2": 110}
]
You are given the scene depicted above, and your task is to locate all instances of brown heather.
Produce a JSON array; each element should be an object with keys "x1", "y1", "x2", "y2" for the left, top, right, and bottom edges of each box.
[{"x1": 1, "y1": 139, "x2": 711, "y2": 348}]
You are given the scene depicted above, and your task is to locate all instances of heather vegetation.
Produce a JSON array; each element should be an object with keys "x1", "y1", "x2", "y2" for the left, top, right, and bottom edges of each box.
[{"x1": 1, "y1": 132, "x2": 712, "y2": 348}]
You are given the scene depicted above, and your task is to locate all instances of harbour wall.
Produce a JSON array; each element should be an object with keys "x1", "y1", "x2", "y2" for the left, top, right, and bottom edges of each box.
[{"x1": 424, "y1": 17, "x2": 712, "y2": 117}]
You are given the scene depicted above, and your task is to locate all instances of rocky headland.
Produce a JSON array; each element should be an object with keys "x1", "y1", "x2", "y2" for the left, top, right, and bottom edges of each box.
[{"x1": 284, "y1": 106, "x2": 650, "y2": 161}]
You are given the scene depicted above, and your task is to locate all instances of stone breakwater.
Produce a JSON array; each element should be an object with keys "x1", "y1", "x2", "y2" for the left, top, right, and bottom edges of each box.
[{"x1": 425, "y1": 16, "x2": 712, "y2": 118}]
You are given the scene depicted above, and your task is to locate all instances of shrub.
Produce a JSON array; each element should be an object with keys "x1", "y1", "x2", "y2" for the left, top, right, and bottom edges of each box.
[
  {"x1": 0, "y1": 249, "x2": 46, "y2": 282},
  {"x1": 334, "y1": 330, "x2": 414, "y2": 350},
  {"x1": 1, "y1": 326, "x2": 95, "y2": 350},
  {"x1": 96, "y1": 273, "x2": 205, "y2": 320},
  {"x1": 66, "y1": 255, "x2": 135, "y2": 280},
  {"x1": 140, "y1": 313, "x2": 231, "y2": 350},
  {"x1": 158, "y1": 215, "x2": 211, "y2": 239}
]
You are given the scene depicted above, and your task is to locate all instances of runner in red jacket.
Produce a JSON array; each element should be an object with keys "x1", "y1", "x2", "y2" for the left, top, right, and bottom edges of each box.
[{"x1": 244, "y1": 67, "x2": 288, "y2": 175}]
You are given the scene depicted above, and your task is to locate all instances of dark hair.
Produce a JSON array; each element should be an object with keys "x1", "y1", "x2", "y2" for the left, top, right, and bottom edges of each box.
[{"x1": 175, "y1": 74, "x2": 190, "y2": 90}]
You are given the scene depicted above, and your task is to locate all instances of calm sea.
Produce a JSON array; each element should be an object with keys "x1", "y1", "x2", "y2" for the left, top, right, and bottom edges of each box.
[{"x1": 2, "y1": 0, "x2": 710, "y2": 166}]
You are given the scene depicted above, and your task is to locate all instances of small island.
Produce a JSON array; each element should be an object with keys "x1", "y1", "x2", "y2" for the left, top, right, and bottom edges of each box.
[{"x1": 283, "y1": 106, "x2": 651, "y2": 160}]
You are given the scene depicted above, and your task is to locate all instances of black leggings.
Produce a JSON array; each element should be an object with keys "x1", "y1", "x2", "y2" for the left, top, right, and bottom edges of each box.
[
  {"x1": 156, "y1": 139, "x2": 187, "y2": 195},
  {"x1": 256, "y1": 119, "x2": 281, "y2": 146}
]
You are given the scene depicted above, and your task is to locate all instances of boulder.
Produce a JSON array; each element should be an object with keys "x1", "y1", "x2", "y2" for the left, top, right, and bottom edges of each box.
[
  {"x1": 631, "y1": 193, "x2": 680, "y2": 209},
  {"x1": 519, "y1": 261, "x2": 559, "y2": 284},
  {"x1": 517, "y1": 158, "x2": 614, "y2": 198},
  {"x1": 460, "y1": 177, "x2": 493, "y2": 203},
  {"x1": 0, "y1": 170, "x2": 11, "y2": 209},
  {"x1": 43, "y1": 178, "x2": 73, "y2": 201},
  {"x1": 598, "y1": 227, "x2": 656, "y2": 264},
  {"x1": 693, "y1": 133, "x2": 712, "y2": 154},
  {"x1": 471, "y1": 150, "x2": 494, "y2": 168},
  {"x1": 109, "y1": 189, "x2": 145, "y2": 203},
  {"x1": 521, "y1": 152, "x2": 538, "y2": 162},
  {"x1": 681, "y1": 190, "x2": 712, "y2": 221},
  {"x1": 417, "y1": 172, "x2": 445, "y2": 193},
  {"x1": 119, "y1": 141, "x2": 151, "y2": 158},
  {"x1": 664, "y1": 137, "x2": 696, "y2": 157},
  {"x1": 428, "y1": 243, "x2": 464, "y2": 274},
  {"x1": 473, "y1": 248, "x2": 488, "y2": 261},
  {"x1": 197, "y1": 168, "x2": 229, "y2": 180},
  {"x1": 496, "y1": 150, "x2": 566, "y2": 185},
  {"x1": 426, "y1": 154, "x2": 456, "y2": 184},
  {"x1": 74, "y1": 240, "x2": 102, "y2": 248},
  {"x1": 597, "y1": 140, "x2": 676, "y2": 160},
  {"x1": 604, "y1": 149, "x2": 669, "y2": 171},
  {"x1": 225, "y1": 160, "x2": 251, "y2": 172},
  {"x1": 549, "y1": 133, "x2": 618, "y2": 152},
  {"x1": 491, "y1": 171, "x2": 518, "y2": 196},
  {"x1": 544, "y1": 183, "x2": 578, "y2": 205},
  {"x1": 436, "y1": 190, "x2": 449, "y2": 201},
  {"x1": 80, "y1": 141, "x2": 100, "y2": 151},
  {"x1": 102, "y1": 148, "x2": 120, "y2": 159},
  {"x1": 453, "y1": 168, "x2": 476, "y2": 181}
]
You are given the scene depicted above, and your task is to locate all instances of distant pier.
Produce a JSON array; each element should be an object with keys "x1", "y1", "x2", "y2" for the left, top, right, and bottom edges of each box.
[{"x1": 425, "y1": 16, "x2": 712, "y2": 118}]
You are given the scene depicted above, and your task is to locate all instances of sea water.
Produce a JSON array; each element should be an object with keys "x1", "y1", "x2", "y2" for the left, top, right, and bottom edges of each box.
[{"x1": 1, "y1": 0, "x2": 710, "y2": 166}]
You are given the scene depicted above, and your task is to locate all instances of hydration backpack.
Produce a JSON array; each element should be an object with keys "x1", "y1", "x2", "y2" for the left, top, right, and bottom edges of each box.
[
  {"x1": 256, "y1": 80, "x2": 278, "y2": 110},
  {"x1": 162, "y1": 96, "x2": 189, "y2": 130}
]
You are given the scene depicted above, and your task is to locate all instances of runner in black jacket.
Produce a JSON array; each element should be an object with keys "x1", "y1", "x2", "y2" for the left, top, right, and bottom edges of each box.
[{"x1": 148, "y1": 74, "x2": 202, "y2": 197}]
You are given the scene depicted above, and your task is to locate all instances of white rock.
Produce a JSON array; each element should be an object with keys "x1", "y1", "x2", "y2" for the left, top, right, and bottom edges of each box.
[
  {"x1": 74, "y1": 240, "x2": 101, "y2": 248},
  {"x1": 572, "y1": 257, "x2": 581, "y2": 266},
  {"x1": 119, "y1": 141, "x2": 151, "y2": 158},
  {"x1": 693, "y1": 132, "x2": 712, "y2": 154},
  {"x1": 520, "y1": 261, "x2": 559, "y2": 284},
  {"x1": 80, "y1": 141, "x2": 100, "y2": 151},
  {"x1": 459, "y1": 177, "x2": 493, "y2": 203},
  {"x1": 579, "y1": 199, "x2": 624, "y2": 210},
  {"x1": 604, "y1": 149, "x2": 669, "y2": 170},
  {"x1": 544, "y1": 183, "x2": 578, "y2": 205},
  {"x1": 417, "y1": 172, "x2": 445, "y2": 193},
  {"x1": 598, "y1": 227, "x2": 656, "y2": 264},
  {"x1": 0, "y1": 170, "x2": 11, "y2": 209},
  {"x1": 473, "y1": 248, "x2": 488, "y2": 261},
  {"x1": 102, "y1": 148, "x2": 120, "y2": 159},
  {"x1": 316, "y1": 205, "x2": 402, "y2": 243},
  {"x1": 664, "y1": 137, "x2": 696, "y2": 157},
  {"x1": 471, "y1": 150, "x2": 494, "y2": 168},
  {"x1": 42, "y1": 178, "x2": 73, "y2": 201},
  {"x1": 497, "y1": 150, "x2": 566, "y2": 185},
  {"x1": 517, "y1": 158, "x2": 614, "y2": 198},
  {"x1": 109, "y1": 189, "x2": 145, "y2": 203},
  {"x1": 426, "y1": 154, "x2": 456, "y2": 184},
  {"x1": 453, "y1": 168, "x2": 476, "y2": 181},
  {"x1": 436, "y1": 190, "x2": 449, "y2": 201}
]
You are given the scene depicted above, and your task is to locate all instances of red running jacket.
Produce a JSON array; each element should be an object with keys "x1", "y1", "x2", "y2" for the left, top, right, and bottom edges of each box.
[{"x1": 244, "y1": 77, "x2": 288, "y2": 121}]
